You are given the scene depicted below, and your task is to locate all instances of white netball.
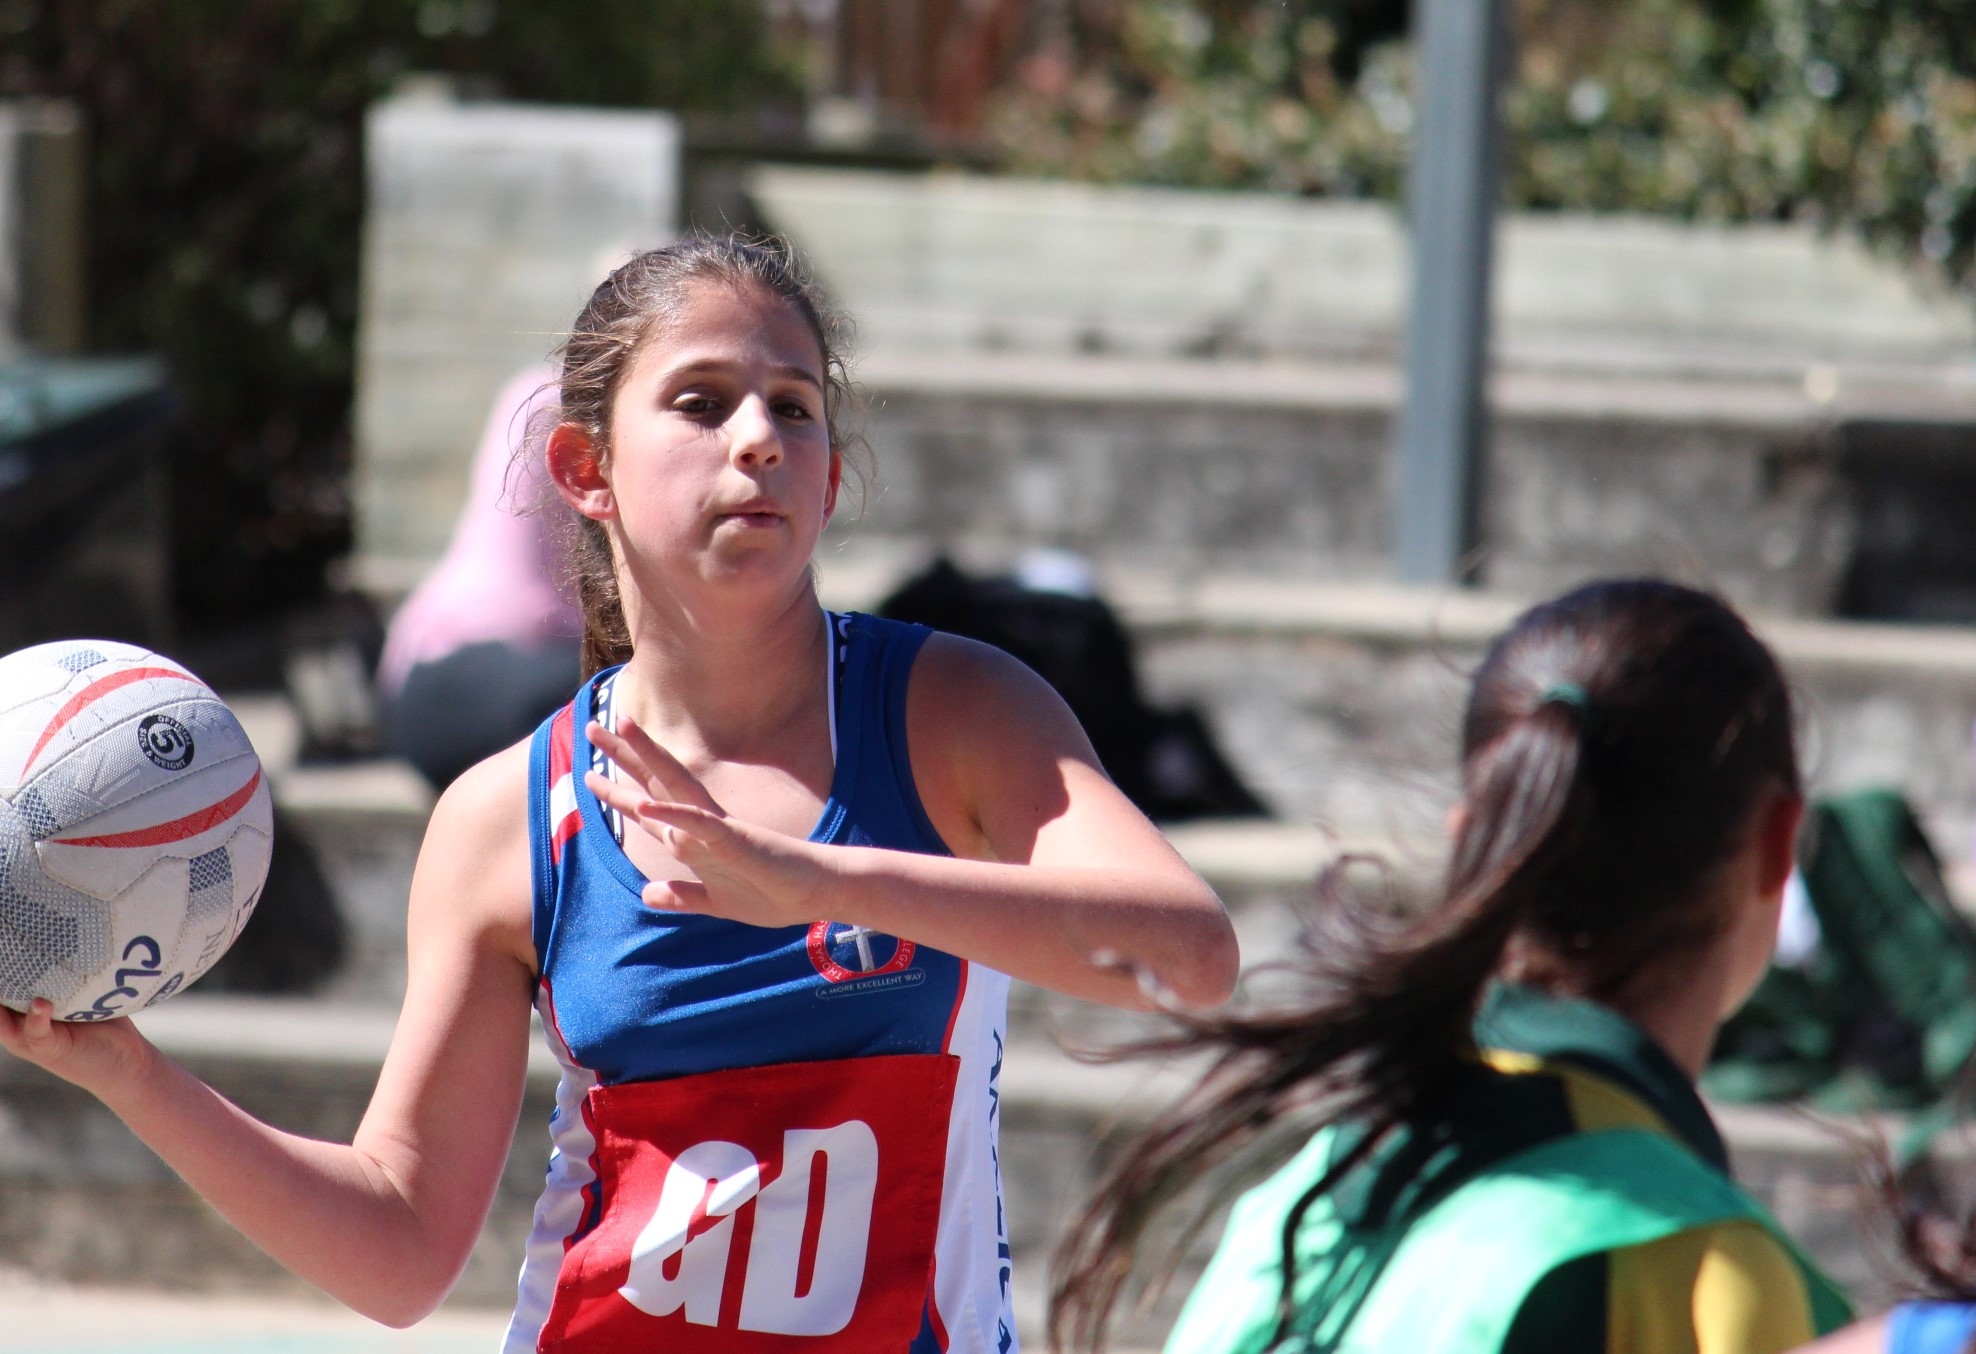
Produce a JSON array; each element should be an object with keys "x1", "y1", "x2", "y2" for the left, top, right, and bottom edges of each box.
[{"x1": 0, "y1": 639, "x2": 273, "y2": 1021}]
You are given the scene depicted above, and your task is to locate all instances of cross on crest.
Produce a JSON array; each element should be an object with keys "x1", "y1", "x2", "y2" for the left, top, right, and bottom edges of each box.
[
  {"x1": 806, "y1": 919, "x2": 917, "y2": 985},
  {"x1": 834, "y1": 924, "x2": 882, "y2": 973}
]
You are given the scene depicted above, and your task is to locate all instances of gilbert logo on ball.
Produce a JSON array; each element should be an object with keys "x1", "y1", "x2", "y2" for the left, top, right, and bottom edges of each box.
[{"x1": 0, "y1": 640, "x2": 273, "y2": 1021}]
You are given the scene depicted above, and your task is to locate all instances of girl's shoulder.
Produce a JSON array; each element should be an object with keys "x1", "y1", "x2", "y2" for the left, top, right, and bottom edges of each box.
[
  {"x1": 429, "y1": 735, "x2": 533, "y2": 846},
  {"x1": 412, "y1": 735, "x2": 536, "y2": 965},
  {"x1": 902, "y1": 629, "x2": 1101, "y2": 843},
  {"x1": 905, "y1": 629, "x2": 1088, "y2": 750}
]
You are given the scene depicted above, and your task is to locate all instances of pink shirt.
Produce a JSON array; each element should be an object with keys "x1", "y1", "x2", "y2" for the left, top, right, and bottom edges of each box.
[{"x1": 377, "y1": 368, "x2": 582, "y2": 694}]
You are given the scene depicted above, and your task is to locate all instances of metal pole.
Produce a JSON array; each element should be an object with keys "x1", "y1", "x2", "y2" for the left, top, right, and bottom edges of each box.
[{"x1": 1393, "y1": 0, "x2": 1509, "y2": 585}]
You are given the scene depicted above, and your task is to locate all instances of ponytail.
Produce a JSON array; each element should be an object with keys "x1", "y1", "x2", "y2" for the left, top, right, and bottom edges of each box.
[
  {"x1": 572, "y1": 515, "x2": 632, "y2": 678},
  {"x1": 1050, "y1": 580, "x2": 1796, "y2": 1352},
  {"x1": 1050, "y1": 693, "x2": 1596, "y2": 1351}
]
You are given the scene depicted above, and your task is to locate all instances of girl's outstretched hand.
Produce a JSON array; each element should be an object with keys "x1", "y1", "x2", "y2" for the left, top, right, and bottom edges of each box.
[
  {"x1": 585, "y1": 718, "x2": 833, "y2": 928},
  {"x1": 0, "y1": 997, "x2": 154, "y2": 1098}
]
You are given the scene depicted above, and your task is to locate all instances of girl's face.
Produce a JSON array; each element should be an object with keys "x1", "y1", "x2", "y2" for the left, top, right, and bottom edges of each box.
[{"x1": 578, "y1": 280, "x2": 840, "y2": 611}]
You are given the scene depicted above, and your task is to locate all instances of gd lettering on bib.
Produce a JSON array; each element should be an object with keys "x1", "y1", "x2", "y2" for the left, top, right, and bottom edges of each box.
[{"x1": 539, "y1": 1054, "x2": 960, "y2": 1353}]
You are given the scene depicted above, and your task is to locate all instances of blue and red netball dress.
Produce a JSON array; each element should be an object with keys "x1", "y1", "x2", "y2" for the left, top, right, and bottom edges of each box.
[{"x1": 503, "y1": 613, "x2": 1017, "y2": 1354}]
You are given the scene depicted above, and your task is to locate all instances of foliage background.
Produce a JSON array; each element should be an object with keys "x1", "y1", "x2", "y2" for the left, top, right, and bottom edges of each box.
[
  {"x1": 7, "y1": 0, "x2": 1976, "y2": 633},
  {"x1": 0, "y1": 0, "x2": 793, "y2": 632},
  {"x1": 990, "y1": 0, "x2": 1976, "y2": 285}
]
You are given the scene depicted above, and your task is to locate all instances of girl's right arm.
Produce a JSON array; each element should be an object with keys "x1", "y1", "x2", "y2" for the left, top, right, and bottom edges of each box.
[{"x1": 0, "y1": 742, "x2": 540, "y2": 1327}]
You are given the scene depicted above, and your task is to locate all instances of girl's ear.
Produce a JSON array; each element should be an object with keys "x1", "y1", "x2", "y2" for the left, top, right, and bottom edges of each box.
[
  {"x1": 547, "y1": 424, "x2": 614, "y2": 522},
  {"x1": 822, "y1": 449, "x2": 843, "y2": 526},
  {"x1": 1754, "y1": 791, "x2": 1804, "y2": 899}
]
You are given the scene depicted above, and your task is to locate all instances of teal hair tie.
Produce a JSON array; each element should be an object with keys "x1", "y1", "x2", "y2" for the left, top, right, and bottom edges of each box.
[{"x1": 1540, "y1": 681, "x2": 1592, "y2": 718}]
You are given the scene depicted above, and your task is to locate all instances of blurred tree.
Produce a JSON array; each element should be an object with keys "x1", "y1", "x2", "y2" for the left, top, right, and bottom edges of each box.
[
  {"x1": 991, "y1": 0, "x2": 1411, "y2": 195},
  {"x1": 0, "y1": 0, "x2": 794, "y2": 633},
  {"x1": 1512, "y1": 0, "x2": 1976, "y2": 280},
  {"x1": 990, "y1": 0, "x2": 1976, "y2": 289}
]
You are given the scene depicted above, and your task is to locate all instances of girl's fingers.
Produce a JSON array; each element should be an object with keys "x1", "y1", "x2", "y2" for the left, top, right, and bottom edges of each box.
[
  {"x1": 582, "y1": 772, "x2": 731, "y2": 863},
  {"x1": 26, "y1": 998, "x2": 54, "y2": 1041},
  {"x1": 634, "y1": 802, "x2": 740, "y2": 860},
  {"x1": 642, "y1": 878, "x2": 710, "y2": 912},
  {"x1": 584, "y1": 723, "x2": 658, "y2": 795},
  {"x1": 580, "y1": 772, "x2": 720, "y2": 840},
  {"x1": 584, "y1": 769, "x2": 652, "y2": 821},
  {"x1": 2, "y1": 998, "x2": 65, "y2": 1061},
  {"x1": 593, "y1": 718, "x2": 724, "y2": 815},
  {"x1": 634, "y1": 800, "x2": 725, "y2": 831}
]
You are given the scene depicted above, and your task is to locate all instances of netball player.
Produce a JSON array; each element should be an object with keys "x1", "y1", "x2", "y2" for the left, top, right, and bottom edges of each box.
[
  {"x1": 0, "y1": 237, "x2": 1238, "y2": 1353},
  {"x1": 1054, "y1": 580, "x2": 1852, "y2": 1354}
]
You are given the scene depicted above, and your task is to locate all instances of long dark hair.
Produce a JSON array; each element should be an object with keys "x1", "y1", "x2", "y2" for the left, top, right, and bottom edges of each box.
[{"x1": 1051, "y1": 579, "x2": 1800, "y2": 1351}]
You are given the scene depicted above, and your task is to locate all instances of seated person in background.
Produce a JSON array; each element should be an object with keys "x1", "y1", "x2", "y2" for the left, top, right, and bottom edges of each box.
[
  {"x1": 1052, "y1": 578, "x2": 1853, "y2": 1354},
  {"x1": 377, "y1": 367, "x2": 581, "y2": 788}
]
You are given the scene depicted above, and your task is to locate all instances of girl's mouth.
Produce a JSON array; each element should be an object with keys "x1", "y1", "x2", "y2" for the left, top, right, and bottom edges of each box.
[{"x1": 716, "y1": 510, "x2": 784, "y2": 529}]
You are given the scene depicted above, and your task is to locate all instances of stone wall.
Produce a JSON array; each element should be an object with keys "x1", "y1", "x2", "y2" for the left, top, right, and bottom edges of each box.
[
  {"x1": 756, "y1": 165, "x2": 1976, "y2": 377},
  {"x1": 352, "y1": 93, "x2": 678, "y2": 588},
  {"x1": 836, "y1": 353, "x2": 1856, "y2": 617}
]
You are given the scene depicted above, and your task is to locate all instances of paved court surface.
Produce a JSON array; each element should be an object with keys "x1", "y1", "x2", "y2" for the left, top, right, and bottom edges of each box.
[
  {"x1": 0, "y1": 1271, "x2": 510, "y2": 1354},
  {"x1": 0, "y1": 1273, "x2": 1161, "y2": 1352}
]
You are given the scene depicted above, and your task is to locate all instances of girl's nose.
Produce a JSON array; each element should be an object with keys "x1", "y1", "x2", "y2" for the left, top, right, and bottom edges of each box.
[{"x1": 729, "y1": 394, "x2": 782, "y2": 468}]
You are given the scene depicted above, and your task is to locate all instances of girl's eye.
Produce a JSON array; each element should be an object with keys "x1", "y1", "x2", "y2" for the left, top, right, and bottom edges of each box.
[
  {"x1": 675, "y1": 395, "x2": 721, "y2": 415},
  {"x1": 776, "y1": 401, "x2": 813, "y2": 421}
]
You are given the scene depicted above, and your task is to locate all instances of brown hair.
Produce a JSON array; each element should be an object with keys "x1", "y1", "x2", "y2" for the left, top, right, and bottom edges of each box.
[
  {"x1": 530, "y1": 234, "x2": 861, "y2": 676},
  {"x1": 1051, "y1": 579, "x2": 1800, "y2": 1351}
]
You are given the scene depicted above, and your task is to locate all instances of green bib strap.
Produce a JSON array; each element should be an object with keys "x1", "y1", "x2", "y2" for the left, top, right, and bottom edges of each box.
[{"x1": 1336, "y1": 1128, "x2": 1851, "y2": 1351}]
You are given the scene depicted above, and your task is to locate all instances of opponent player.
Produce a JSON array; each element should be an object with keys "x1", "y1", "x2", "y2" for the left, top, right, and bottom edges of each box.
[
  {"x1": 0, "y1": 237, "x2": 1238, "y2": 1352},
  {"x1": 1054, "y1": 580, "x2": 1853, "y2": 1354}
]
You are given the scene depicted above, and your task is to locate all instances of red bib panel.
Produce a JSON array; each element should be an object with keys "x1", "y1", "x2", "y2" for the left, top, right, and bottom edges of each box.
[{"x1": 539, "y1": 1054, "x2": 960, "y2": 1353}]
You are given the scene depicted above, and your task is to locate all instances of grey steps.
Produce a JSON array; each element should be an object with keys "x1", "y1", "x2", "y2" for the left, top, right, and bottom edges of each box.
[
  {"x1": 249, "y1": 562, "x2": 1976, "y2": 1009},
  {"x1": 835, "y1": 352, "x2": 1863, "y2": 620},
  {"x1": 831, "y1": 348, "x2": 1976, "y2": 627},
  {"x1": 0, "y1": 996, "x2": 1196, "y2": 1340},
  {"x1": 0, "y1": 996, "x2": 1918, "y2": 1329},
  {"x1": 253, "y1": 758, "x2": 1352, "y2": 1011},
  {"x1": 751, "y1": 166, "x2": 1976, "y2": 377},
  {"x1": 819, "y1": 568, "x2": 1976, "y2": 860},
  {"x1": 1131, "y1": 580, "x2": 1976, "y2": 852}
]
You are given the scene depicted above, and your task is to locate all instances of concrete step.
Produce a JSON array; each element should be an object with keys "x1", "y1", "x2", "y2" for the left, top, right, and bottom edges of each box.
[
  {"x1": 832, "y1": 350, "x2": 1876, "y2": 620},
  {"x1": 239, "y1": 743, "x2": 1348, "y2": 1011},
  {"x1": 234, "y1": 561, "x2": 1976, "y2": 1008},
  {"x1": 0, "y1": 995, "x2": 1927, "y2": 1337},
  {"x1": 826, "y1": 348, "x2": 1976, "y2": 628},
  {"x1": 754, "y1": 167, "x2": 1976, "y2": 624},
  {"x1": 818, "y1": 566, "x2": 1976, "y2": 864},
  {"x1": 753, "y1": 166, "x2": 1976, "y2": 378},
  {"x1": 0, "y1": 1271, "x2": 509, "y2": 1354},
  {"x1": 0, "y1": 996, "x2": 1198, "y2": 1344},
  {"x1": 1128, "y1": 578, "x2": 1976, "y2": 856}
]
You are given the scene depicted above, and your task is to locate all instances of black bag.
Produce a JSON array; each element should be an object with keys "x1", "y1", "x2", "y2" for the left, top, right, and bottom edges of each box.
[{"x1": 878, "y1": 558, "x2": 1267, "y2": 822}]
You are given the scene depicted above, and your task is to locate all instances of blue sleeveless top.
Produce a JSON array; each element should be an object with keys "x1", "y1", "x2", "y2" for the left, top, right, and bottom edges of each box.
[{"x1": 504, "y1": 612, "x2": 1019, "y2": 1354}]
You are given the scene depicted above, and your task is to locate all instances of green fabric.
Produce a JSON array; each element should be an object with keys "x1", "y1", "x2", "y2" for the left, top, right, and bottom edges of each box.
[
  {"x1": 1475, "y1": 983, "x2": 1728, "y2": 1170},
  {"x1": 1170, "y1": 986, "x2": 1758, "y2": 1353},
  {"x1": 1337, "y1": 1129, "x2": 1852, "y2": 1350},
  {"x1": 1164, "y1": 1128, "x2": 1851, "y2": 1354},
  {"x1": 1710, "y1": 787, "x2": 1976, "y2": 1112},
  {"x1": 1166, "y1": 987, "x2": 1847, "y2": 1354}
]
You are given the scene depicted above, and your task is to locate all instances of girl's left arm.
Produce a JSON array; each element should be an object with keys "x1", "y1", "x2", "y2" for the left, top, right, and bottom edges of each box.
[{"x1": 589, "y1": 634, "x2": 1238, "y2": 1010}]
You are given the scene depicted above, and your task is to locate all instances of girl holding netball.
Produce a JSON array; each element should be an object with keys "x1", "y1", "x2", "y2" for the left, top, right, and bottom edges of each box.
[
  {"x1": 0, "y1": 237, "x2": 1237, "y2": 1351},
  {"x1": 1054, "y1": 579, "x2": 1853, "y2": 1354}
]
